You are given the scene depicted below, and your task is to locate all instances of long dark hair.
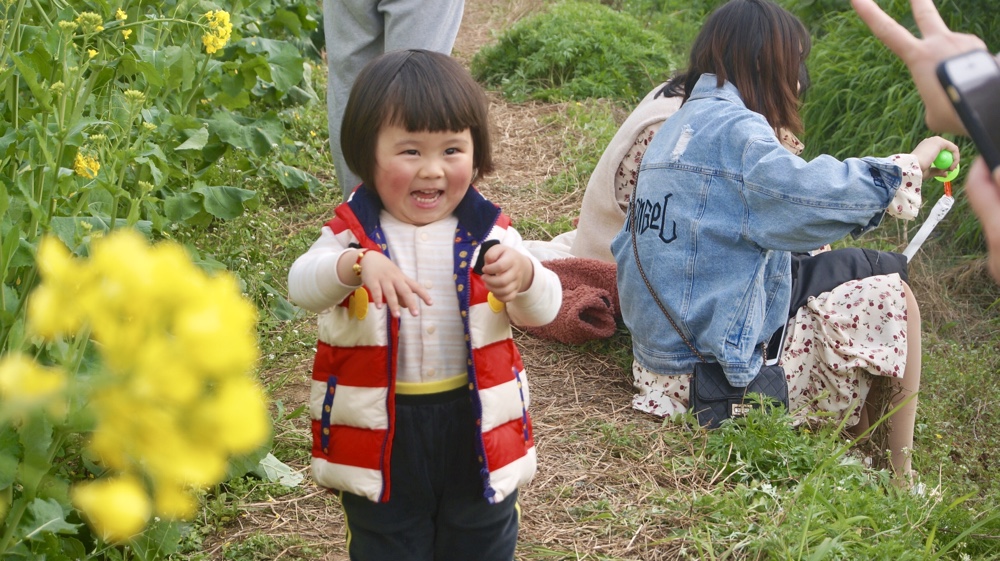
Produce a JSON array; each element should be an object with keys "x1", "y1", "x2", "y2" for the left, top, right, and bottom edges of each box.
[{"x1": 661, "y1": 0, "x2": 811, "y2": 134}]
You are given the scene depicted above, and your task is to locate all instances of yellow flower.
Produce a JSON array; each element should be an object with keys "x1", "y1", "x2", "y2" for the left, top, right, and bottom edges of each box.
[
  {"x1": 73, "y1": 152, "x2": 100, "y2": 178},
  {"x1": 201, "y1": 10, "x2": 232, "y2": 55},
  {"x1": 154, "y1": 483, "x2": 197, "y2": 519},
  {"x1": 0, "y1": 354, "x2": 67, "y2": 419},
  {"x1": 122, "y1": 29, "x2": 132, "y2": 40},
  {"x1": 116, "y1": 8, "x2": 127, "y2": 21},
  {"x1": 29, "y1": 230, "x2": 269, "y2": 523},
  {"x1": 72, "y1": 476, "x2": 152, "y2": 543},
  {"x1": 75, "y1": 12, "x2": 104, "y2": 34},
  {"x1": 27, "y1": 238, "x2": 88, "y2": 337},
  {"x1": 87, "y1": 48, "x2": 98, "y2": 59}
]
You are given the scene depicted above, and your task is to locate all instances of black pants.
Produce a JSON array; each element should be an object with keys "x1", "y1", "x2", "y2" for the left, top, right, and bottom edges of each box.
[{"x1": 340, "y1": 389, "x2": 520, "y2": 561}]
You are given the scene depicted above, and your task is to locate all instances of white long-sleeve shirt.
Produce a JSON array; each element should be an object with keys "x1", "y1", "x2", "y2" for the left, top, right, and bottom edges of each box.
[{"x1": 288, "y1": 211, "x2": 561, "y2": 387}]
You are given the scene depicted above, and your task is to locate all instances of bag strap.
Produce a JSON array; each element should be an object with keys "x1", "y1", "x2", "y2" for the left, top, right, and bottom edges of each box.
[{"x1": 628, "y1": 183, "x2": 708, "y2": 363}]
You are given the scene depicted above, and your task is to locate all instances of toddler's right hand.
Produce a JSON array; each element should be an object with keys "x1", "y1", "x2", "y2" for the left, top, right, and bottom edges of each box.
[
  {"x1": 911, "y1": 136, "x2": 960, "y2": 179},
  {"x1": 358, "y1": 252, "x2": 433, "y2": 318}
]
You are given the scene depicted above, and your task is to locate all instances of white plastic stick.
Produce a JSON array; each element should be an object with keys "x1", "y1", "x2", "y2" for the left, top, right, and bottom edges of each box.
[{"x1": 902, "y1": 195, "x2": 954, "y2": 261}]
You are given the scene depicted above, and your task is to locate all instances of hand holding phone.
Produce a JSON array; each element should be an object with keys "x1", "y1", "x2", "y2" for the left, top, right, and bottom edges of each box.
[{"x1": 936, "y1": 50, "x2": 1000, "y2": 171}]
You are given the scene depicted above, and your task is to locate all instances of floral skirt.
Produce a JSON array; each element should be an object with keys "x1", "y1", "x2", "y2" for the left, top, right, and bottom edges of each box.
[{"x1": 631, "y1": 273, "x2": 910, "y2": 426}]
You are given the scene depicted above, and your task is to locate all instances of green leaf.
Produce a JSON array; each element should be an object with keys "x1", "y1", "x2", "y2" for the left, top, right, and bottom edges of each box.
[
  {"x1": 239, "y1": 38, "x2": 304, "y2": 94},
  {"x1": 271, "y1": 163, "x2": 320, "y2": 192},
  {"x1": 0, "y1": 425, "x2": 22, "y2": 489},
  {"x1": 48, "y1": 218, "x2": 153, "y2": 252},
  {"x1": 22, "y1": 498, "x2": 80, "y2": 541},
  {"x1": 206, "y1": 112, "x2": 284, "y2": 157},
  {"x1": 15, "y1": 415, "x2": 54, "y2": 495},
  {"x1": 175, "y1": 128, "x2": 210, "y2": 151},
  {"x1": 261, "y1": 281, "x2": 304, "y2": 321},
  {"x1": 128, "y1": 518, "x2": 182, "y2": 559},
  {"x1": 251, "y1": 453, "x2": 304, "y2": 487},
  {"x1": 132, "y1": 46, "x2": 192, "y2": 90},
  {"x1": 193, "y1": 185, "x2": 258, "y2": 220},
  {"x1": 8, "y1": 53, "x2": 51, "y2": 111},
  {"x1": 247, "y1": 114, "x2": 285, "y2": 157},
  {"x1": 0, "y1": 129, "x2": 17, "y2": 159},
  {"x1": 164, "y1": 192, "x2": 205, "y2": 222}
]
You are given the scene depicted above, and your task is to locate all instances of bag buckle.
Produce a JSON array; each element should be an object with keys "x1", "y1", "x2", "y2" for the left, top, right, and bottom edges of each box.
[{"x1": 730, "y1": 402, "x2": 754, "y2": 417}]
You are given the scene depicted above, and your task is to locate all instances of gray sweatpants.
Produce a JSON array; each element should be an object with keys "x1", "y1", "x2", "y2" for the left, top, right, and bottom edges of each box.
[{"x1": 323, "y1": 0, "x2": 466, "y2": 197}]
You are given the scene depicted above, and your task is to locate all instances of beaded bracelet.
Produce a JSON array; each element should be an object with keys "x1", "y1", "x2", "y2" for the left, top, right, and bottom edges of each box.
[{"x1": 352, "y1": 248, "x2": 372, "y2": 277}]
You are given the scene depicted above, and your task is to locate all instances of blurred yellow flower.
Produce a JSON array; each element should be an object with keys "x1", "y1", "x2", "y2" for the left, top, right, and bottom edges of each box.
[
  {"x1": 201, "y1": 10, "x2": 232, "y2": 55},
  {"x1": 27, "y1": 231, "x2": 269, "y2": 537},
  {"x1": 116, "y1": 8, "x2": 127, "y2": 20},
  {"x1": 71, "y1": 476, "x2": 151, "y2": 543},
  {"x1": 87, "y1": 49, "x2": 98, "y2": 59},
  {"x1": 154, "y1": 483, "x2": 197, "y2": 520},
  {"x1": 122, "y1": 29, "x2": 132, "y2": 40},
  {"x1": 0, "y1": 354, "x2": 67, "y2": 419},
  {"x1": 73, "y1": 153, "x2": 100, "y2": 178}
]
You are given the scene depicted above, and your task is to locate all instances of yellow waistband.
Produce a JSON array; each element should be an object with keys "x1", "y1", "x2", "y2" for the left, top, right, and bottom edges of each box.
[{"x1": 396, "y1": 374, "x2": 467, "y2": 395}]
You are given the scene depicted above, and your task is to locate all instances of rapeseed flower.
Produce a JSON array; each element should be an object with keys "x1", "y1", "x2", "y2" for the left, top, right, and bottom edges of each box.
[
  {"x1": 75, "y1": 12, "x2": 104, "y2": 33},
  {"x1": 71, "y1": 476, "x2": 151, "y2": 543},
  {"x1": 73, "y1": 152, "x2": 100, "y2": 178},
  {"x1": 28, "y1": 230, "x2": 269, "y2": 542},
  {"x1": 201, "y1": 10, "x2": 232, "y2": 55},
  {"x1": 0, "y1": 353, "x2": 67, "y2": 420},
  {"x1": 122, "y1": 29, "x2": 132, "y2": 40},
  {"x1": 116, "y1": 8, "x2": 127, "y2": 20}
]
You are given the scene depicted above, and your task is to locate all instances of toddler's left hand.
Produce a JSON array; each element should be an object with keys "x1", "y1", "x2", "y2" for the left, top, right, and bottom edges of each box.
[{"x1": 481, "y1": 245, "x2": 534, "y2": 302}]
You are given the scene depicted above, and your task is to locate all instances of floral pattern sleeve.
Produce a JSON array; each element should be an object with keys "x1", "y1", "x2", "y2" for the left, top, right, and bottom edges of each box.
[
  {"x1": 615, "y1": 123, "x2": 662, "y2": 212},
  {"x1": 886, "y1": 154, "x2": 922, "y2": 220}
]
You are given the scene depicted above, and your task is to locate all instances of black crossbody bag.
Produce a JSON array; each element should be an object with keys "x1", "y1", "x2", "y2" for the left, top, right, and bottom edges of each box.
[{"x1": 628, "y1": 191, "x2": 788, "y2": 429}]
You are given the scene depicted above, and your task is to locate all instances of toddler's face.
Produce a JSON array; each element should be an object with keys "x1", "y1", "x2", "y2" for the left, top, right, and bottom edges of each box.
[{"x1": 372, "y1": 124, "x2": 474, "y2": 226}]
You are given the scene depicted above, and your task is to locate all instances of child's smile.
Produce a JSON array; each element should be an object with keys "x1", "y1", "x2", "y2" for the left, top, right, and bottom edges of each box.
[{"x1": 372, "y1": 124, "x2": 474, "y2": 226}]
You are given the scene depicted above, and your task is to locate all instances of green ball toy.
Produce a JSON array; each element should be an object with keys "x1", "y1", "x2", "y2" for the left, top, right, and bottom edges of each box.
[{"x1": 932, "y1": 150, "x2": 959, "y2": 182}]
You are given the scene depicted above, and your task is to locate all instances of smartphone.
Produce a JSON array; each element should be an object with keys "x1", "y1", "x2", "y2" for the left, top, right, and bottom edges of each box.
[{"x1": 936, "y1": 49, "x2": 1000, "y2": 171}]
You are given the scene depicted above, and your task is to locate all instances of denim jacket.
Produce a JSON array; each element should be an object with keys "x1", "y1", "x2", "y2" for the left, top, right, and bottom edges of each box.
[{"x1": 611, "y1": 74, "x2": 907, "y2": 387}]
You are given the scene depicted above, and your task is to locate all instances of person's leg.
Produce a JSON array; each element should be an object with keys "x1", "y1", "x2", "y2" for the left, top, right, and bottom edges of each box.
[
  {"x1": 340, "y1": 489, "x2": 434, "y2": 561},
  {"x1": 324, "y1": 0, "x2": 381, "y2": 196},
  {"x1": 432, "y1": 395, "x2": 518, "y2": 561},
  {"x1": 885, "y1": 281, "x2": 922, "y2": 479},
  {"x1": 381, "y1": 0, "x2": 465, "y2": 54},
  {"x1": 339, "y1": 396, "x2": 444, "y2": 561}
]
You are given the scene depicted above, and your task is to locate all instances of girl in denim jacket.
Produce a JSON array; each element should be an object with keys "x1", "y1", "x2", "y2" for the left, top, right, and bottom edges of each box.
[{"x1": 611, "y1": 0, "x2": 958, "y2": 482}]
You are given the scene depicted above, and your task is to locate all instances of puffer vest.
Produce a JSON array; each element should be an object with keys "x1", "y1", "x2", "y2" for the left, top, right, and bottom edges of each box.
[{"x1": 309, "y1": 186, "x2": 536, "y2": 504}]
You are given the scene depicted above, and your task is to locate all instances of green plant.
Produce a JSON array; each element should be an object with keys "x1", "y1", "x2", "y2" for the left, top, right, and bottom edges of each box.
[
  {"x1": 799, "y1": 0, "x2": 1000, "y2": 257},
  {"x1": 471, "y1": 1, "x2": 678, "y2": 104}
]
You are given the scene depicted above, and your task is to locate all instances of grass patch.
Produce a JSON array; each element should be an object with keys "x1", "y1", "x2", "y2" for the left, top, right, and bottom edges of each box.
[{"x1": 472, "y1": 1, "x2": 678, "y2": 103}]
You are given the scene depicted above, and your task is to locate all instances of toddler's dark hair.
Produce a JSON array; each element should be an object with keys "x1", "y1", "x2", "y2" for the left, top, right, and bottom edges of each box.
[{"x1": 341, "y1": 49, "x2": 495, "y2": 190}]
